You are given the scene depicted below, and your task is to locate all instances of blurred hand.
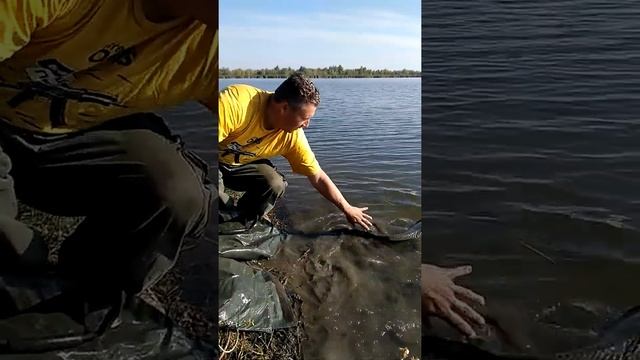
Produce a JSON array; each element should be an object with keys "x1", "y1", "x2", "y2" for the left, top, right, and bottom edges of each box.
[
  {"x1": 422, "y1": 264, "x2": 486, "y2": 337},
  {"x1": 343, "y1": 205, "x2": 373, "y2": 230}
]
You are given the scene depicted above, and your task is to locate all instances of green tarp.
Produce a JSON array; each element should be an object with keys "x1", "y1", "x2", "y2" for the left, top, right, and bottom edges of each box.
[
  {"x1": 0, "y1": 287, "x2": 211, "y2": 359},
  {"x1": 218, "y1": 220, "x2": 296, "y2": 332},
  {"x1": 217, "y1": 218, "x2": 422, "y2": 333}
]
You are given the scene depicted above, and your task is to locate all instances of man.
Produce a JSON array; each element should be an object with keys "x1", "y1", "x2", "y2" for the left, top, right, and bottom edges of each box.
[
  {"x1": 218, "y1": 73, "x2": 373, "y2": 230},
  {"x1": 422, "y1": 263, "x2": 486, "y2": 337},
  {"x1": 0, "y1": 0, "x2": 217, "y2": 316}
]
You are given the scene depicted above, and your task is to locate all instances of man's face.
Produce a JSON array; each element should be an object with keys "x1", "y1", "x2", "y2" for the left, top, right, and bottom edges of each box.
[{"x1": 275, "y1": 102, "x2": 317, "y2": 133}]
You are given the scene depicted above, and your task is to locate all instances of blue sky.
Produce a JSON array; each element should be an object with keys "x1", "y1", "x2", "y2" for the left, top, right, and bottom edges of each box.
[{"x1": 219, "y1": 1, "x2": 420, "y2": 70}]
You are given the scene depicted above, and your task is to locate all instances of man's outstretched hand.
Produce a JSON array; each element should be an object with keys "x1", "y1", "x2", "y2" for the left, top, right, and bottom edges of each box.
[
  {"x1": 306, "y1": 170, "x2": 374, "y2": 230},
  {"x1": 343, "y1": 205, "x2": 373, "y2": 230},
  {"x1": 422, "y1": 264, "x2": 486, "y2": 337}
]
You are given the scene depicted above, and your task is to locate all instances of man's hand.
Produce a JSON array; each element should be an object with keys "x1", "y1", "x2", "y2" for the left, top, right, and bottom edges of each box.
[
  {"x1": 307, "y1": 169, "x2": 374, "y2": 230},
  {"x1": 343, "y1": 205, "x2": 373, "y2": 230},
  {"x1": 422, "y1": 264, "x2": 486, "y2": 337}
]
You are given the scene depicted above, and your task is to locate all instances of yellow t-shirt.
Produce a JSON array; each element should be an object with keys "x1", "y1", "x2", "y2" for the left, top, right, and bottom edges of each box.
[
  {"x1": 0, "y1": 0, "x2": 217, "y2": 133},
  {"x1": 218, "y1": 84, "x2": 321, "y2": 177}
]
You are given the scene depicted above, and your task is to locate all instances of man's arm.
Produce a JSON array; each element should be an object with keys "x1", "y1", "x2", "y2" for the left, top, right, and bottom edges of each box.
[{"x1": 306, "y1": 168, "x2": 373, "y2": 230}]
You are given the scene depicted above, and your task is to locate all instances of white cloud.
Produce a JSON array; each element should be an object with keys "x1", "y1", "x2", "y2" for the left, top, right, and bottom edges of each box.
[
  {"x1": 219, "y1": 7, "x2": 420, "y2": 69},
  {"x1": 221, "y1": 25, "x2": 419, "y2": 49},
  {"x1": 242, "y1": 9, "x2": 420, "y2": 35}
]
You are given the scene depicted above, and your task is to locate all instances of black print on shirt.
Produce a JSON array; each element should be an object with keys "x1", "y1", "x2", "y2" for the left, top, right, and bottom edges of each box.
[
  {"x1": 222, "y1": 141, "x2": 257, "y2": 163},
  {"x1": 88, "y1": 43, "x2": 136, "y2": 66},
  {"x1": 0, "y1": 58, "x2": 125, "y2": 127}
]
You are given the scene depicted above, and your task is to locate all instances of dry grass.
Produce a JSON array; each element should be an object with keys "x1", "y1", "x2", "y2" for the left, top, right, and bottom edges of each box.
[{"x1": 217, "y1": 311, "x2": 305, "y2": 360}]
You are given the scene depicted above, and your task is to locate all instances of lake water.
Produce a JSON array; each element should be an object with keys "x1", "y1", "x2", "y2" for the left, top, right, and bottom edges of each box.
[
  {"x1": 160, "y1": 104, "x2": 216, "y2": 166},
  {"x1": 219, "y1": 78, "x2": 422, "y2": 359},
  {"x1": 423, "y1": 0, "x2": 640, "y2": 357}
]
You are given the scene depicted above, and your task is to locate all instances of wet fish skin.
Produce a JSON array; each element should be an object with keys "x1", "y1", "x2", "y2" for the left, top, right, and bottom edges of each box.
[
  {"x1": 284, "y1": 220, "x2": 422, "y2": 242},
  {"x1": 423, "y1": 336, "x2": 640, "y2": 360},
  {"x1": 554, "y1": 336, "x2": 640, "y2": 360},
  {"x1": 425, "y1": 307, "x2": 640, "y2": 360}
]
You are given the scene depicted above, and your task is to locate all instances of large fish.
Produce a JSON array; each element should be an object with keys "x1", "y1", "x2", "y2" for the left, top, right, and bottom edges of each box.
[
  {"x1": 283, "y1": 220, "x2": 422, "y2": 242},
  {"x1": 267, "y1": 195, "x2": 421, "y2": 242},
  {"x1": 423, "y1": 306, "x2": 640, "y2": 360}
]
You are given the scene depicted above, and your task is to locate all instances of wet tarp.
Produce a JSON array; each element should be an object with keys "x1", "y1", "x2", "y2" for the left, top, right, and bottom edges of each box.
[
  {"x1": 0, "y1": 277, "x2": 212, "y2": 359},
  {"x1": 0, "y1": 230, "x2": 218, "y2": 359},
  {"x1": 219, "y1": 220, "x2": 285, "y2": 261},
  {"x1": 218, "y1": 258, "x2": 295, "y2": 331},
  {"x1": 217, "y1": 218, "x2": 422, "y2": 334},
  {"x1": 218, "y1": 219, "x2": 296, "y2": 332}
]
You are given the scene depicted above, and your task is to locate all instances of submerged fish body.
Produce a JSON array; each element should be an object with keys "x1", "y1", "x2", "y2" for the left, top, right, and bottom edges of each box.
[
  {"x1": 425, "y1": 307, "x2": 640, "y2": 360},
  {"x1": 555, "y1": 337, "x2": 640, "y2": 360},
  {"x1": 370, "y1": 219, "x2": 422, "y2": 242},
  {"x1": 283, "y1": 219, "x2": 422, "y2": 242},
  {"x1": 554, "y1": 306, "x2": 640, "y2": 360},
  {"x1": 393, "y1": 219, "x2": 422, "y2": 241}
]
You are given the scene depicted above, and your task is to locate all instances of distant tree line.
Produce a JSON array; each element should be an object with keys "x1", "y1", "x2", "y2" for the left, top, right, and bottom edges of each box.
[{"x1": 220, "y1": 65, "x2": 420, "y2": 78}]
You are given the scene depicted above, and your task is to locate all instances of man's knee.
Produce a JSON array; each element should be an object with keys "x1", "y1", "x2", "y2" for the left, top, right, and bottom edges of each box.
[
  {"x1": 0, "y1": 150, "x2": 11, "y2": 179},
  {"x1": 156, "y1": 159, "x2": 209, "y2": 234},
  {"x1": 260, "y1": 166, "x2": 287, "y2": 197},
  {"x1": 164, "y1": 175, "x2": 208, "y2": 228},
  {"x1": 271, "y1": 174, "x2": 287, "y2": 197},
  {"x1": 120, "y1": 131, "x2": 209, "y2": 229},
  {"x1": 0, "y1": 148, "x2": 17, "y2": 218}
]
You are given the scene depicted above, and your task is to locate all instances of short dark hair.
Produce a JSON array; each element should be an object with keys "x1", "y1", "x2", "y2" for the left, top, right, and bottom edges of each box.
[{"x1": 273, "y1": 72, "x2": 320, "y2": 109}]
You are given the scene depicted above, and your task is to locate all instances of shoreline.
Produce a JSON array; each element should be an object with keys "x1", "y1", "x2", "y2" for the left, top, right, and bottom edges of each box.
[{"x1": 220, "y1": 76, "x2": 420, "y2": 79}]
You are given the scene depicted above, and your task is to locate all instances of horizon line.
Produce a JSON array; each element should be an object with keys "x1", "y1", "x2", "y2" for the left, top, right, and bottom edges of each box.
[{"x1": 220, "y1": 66, "x2": 420, "y2": 72}]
